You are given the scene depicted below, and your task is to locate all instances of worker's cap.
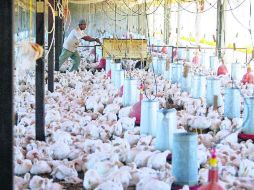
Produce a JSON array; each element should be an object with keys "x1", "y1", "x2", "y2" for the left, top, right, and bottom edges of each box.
[
  {"x1": 247, "y1": 64, "x2": 252, "y2": 69},
  {"x1": 78, "y1": 19, "x2": 87, "y2": 25}
]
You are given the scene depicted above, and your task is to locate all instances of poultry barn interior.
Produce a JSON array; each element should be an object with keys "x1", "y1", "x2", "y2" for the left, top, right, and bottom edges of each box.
[{"x1": 1, "y1": 0, "x2": 254, "y2": 189}]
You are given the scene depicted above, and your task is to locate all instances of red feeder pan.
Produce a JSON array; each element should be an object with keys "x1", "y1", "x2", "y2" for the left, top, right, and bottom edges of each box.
[
  {"x1": 192, "y1": 55, "x2": 200, "y2": 65},
  {"x1": 129, "y1": 101, "x2": 141, "y2": 125},
  {"x1": 129, "y1": 84, "x2": 144, "y2": 125},
  {"x1": 107, "y1": 70, "x2": 111, "y2": 79},
  {"x1": 97, "y1": 58, "x2": 106, "y2": 69},
  {"x1": 241, "y1": 71, "x2": 254, "y2": 84},
  {"x1": 198, "y1": 169, "x2": 224, "y2": 190},
  {"x1": 161, "y1": 46, "x2": 168, "y2": 54},
  {"x1": 238, "y1": 132, "x2": 254, "y2": 141},
  {"x1": 217, "y1": 64, "x2": 228, "y2": 76}
]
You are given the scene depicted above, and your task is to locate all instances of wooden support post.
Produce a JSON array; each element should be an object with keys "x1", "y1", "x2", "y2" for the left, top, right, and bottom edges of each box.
[
  {"x1": 55, "y1": 0, "x2": 63, "y2": 71},
  {"x1": 0, "y1": 1, "x2": 14, "y2": 189},
  {"x1": 36, "y1": 0, "x2": 45, "y2": 141},
  {"x1": 48, "y1": 0, "x2": 55, "y2": 92}
]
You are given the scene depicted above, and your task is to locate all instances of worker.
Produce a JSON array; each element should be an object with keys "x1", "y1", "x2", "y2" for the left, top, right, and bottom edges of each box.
[
  {"x1": 242, "y1": 65, "x2": 254, "y2": 84},
  {"x1": 59, "y1": 19, "x2": 101, "y2": 72}
]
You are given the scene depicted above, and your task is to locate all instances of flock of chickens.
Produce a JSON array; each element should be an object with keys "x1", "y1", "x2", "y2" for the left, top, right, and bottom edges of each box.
[{"x1": 13, "y1": 46, "x2": 254, "y2": 190}]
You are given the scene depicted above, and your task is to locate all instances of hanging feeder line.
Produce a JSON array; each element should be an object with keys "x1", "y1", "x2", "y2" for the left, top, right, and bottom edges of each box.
[
  {"x1": 106, "y1": 0, "x2": 164, "y2": 17},
  {"x1": 107, "y1": 0, "x2": 155, "y2": 16},
  {"x1": 175, "y1": 0, "x2": 217, "y2": 14},
  {"x1": 143, "y1": 0, "x2": 158, "y2": 101},
  {"x1": 121, "y1": 0, "x2": 157, "y2": 16}
]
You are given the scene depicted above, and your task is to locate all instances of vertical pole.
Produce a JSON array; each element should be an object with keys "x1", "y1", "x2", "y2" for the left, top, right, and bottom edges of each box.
[
  {"x1": 0, "y1": 1, "x2": 14, "y2": 189},
  {"x1": 165, "y1": 0, "x2": 172, "y2": 44},
  {"x1": 36, "y1": 0, "x2": 45, "y2": 141},
  {"x1": 176, "y1": 1, "x2": 181, "y2": 46},
  {"x1": 114, "y1": 4, "x2": 117, "y2": 34},
  {"x1": 48, "y1": 0, "x2": 54, "y2": 92},
  {"x1": 94, "y1": 45, "x2": 97, "y2": 63},
  {"x1": 138, "y1": 4, "x2": 140, "y2": 35},
  {"x1": 164, "y1": 0, "x2": 168, "y2": 44},
  {"x1": 195, "y1": 1, "x2": 201, "y2": 46},
  {"x1": 216, "y1": 0, "x2": 224, "y2": 58},
  {"x1": 55, "y1": 0, "x2": 63, "y2": 71},
  {"x1": 30, "y1": 0, "x2": 33, "y2": 40}
]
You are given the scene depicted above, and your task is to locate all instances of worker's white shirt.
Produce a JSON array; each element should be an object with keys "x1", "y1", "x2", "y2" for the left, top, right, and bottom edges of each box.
[{"x1": 63, "y1": 27, "x2": 86, "y2": 52}]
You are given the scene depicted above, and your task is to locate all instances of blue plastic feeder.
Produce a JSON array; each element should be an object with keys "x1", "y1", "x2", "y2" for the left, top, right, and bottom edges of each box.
[
  {"x1": 106, "y1": 58, "x2": 112, "y2": 73},
  {"x1": 206, "y1": 77, "x2": 221, "y2": 106},
  {"x1": 186, "y1": 50, "x2": 191, "y2": 62},
  {"x1": 157, "y1": 57, "x2": 166, "y2": 75},
  {"x1": 209, "y1": 56, "x2": 219, "y2": 72},
  {"x1": 112, "y1": 70, "x2": 125, "y2": 90},
  {"x1": 150, "y1": 56, "x2": 159, "y2": 75},
  {"x1": 172, "y1": 63, "x2": 183, "y2": 84},
  {"x1": 163, "y1": 63, "x2": 172, "y2": 81},
  {"x1": 111, "y1": 63, "x2": 122, "y2": 85},
  {"x1": 123, "y1": 78, "x2": 139, "y2": 106},
  {"x1": 177, "y1": 48, "x2": 184, "y2": 59},
  {"x1": 181, "y1": 66, "x2": 192, "y2": 93},
  {"x1": 210, "y1": 55, "x2": 219, "y2": 69},
  {"x1": 155, "y1": 108, "x2": 176, "y2": 151},
  {"x1": 224, "y1": 88, "x2": 240, "y2": 119},
  {"x1": 200, "y1": 52, "x2": 206, "y2": 65},
  {"x1": 231, "y1": 62, "x2": 241, "y2": 81},
  {"x1": 167, "y1": 47, "x2": 173, "y2": 59},
  {"x1": 242, "y1": 97, "x2": 254, "y2": 134},
  {"x1": 172, "y1": 132, "x2": 198, "y2": 186},
  {"x1": 140, "y1": 100, "x2": 159, "y2": 136},
  {"x1": 110, "y1": 63, "x2": 121, "y2": 71},
  {"x1": 191, "y1": 74, "x2": 206, "y2": 98}
]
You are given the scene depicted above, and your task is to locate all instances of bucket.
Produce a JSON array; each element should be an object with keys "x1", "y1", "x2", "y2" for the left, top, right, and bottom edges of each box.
[
  {"x1": 171, "y1": 63, "x2": 183, "y2": 84},
  {"x1": 231, "y1": 62, "x2": 241, "y2": 81},
  {"x1": 150, "y1": 56, "x2": 159, "y2": 75},
  {"x1": 191, "y1": 74, "x2": 206, "y2": 98},
  {"x1": 172, "y1": 132, "x2": 198, "y2": 186},
  {"x1": 209, "y1": 56, "x2": 219, "y2": 72},
  {"x1": 242, "y1": 97, "x2": 254, "y2": 134},
  {"x1": 157, "y1": 57, "x2": 166, "y2": 75},
  {"x1": 206, "y1": 77, "x2": 221, "y2": 106},
  {"x1": 140, "y1": 100, "x2": 159, "y2": 136},
  {"x1": 163, "y1": 62, "x2": 172, "y2": 81},
  {"x1": 181, "y1": 65, "x2": 192, "y2": 93},
  {"x1": 123, "y1": 78, "x2": 139, "y2": 106},
  {"x1": 106, "y1": 58, "x2": 112, "y2": 73},
  {"x1": 110, "y1": 63, "x2": 121, "y2": 71},
  {"x1": 224, "y1": 88, "x2": 240, "y2": 118},
  {"x1": 112, "y1": 70, "x2": 125, "y2": 90},
  {"x1": 200, "y1": 52, "x2": 206, "y2": 65},
  {"x1": 155, "y1": 108, "x2": 176, "y2": 151}
]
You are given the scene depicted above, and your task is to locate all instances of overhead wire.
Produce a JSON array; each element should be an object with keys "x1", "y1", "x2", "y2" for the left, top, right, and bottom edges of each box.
[
  {"x1": 121, "y1": 0, "x2": 156, "y2": 16},
  {"x1": 143, "y1": 0, "x2": 158, "y2": 101},
  {"x1": 175, "y1": 0, "x2": 217, "y2": 14},
  {"x1": 227, "y1": 0, "x2": 254, "y2": 32},
  {"x1": 224, "y1": 0, "x2": 247, "y2": 11},
  {"x1": 102, "y1": 2, "x2": 127, "y2": 22},
  {"x1": 215, "y1": 0, "x2": 253, "y2": 146}
]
